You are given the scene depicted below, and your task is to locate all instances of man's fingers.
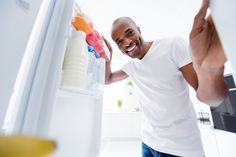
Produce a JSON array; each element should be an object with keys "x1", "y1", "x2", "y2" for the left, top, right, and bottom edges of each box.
[
  {"x1": 207, "y1": 16, "x2": 222, "y2": 50},
  {"x1": 190, "y1": 0, "x2": 209, "y2": 38},
  {"x1": 196, "y1": 0, "x2": 209, "y2": 20},
  {"x1": 193, "y1": 0, "x2": 209, "y2": 29},
  {"x1": 102, "y1": 36, "x2": 113, "y2": 53}
]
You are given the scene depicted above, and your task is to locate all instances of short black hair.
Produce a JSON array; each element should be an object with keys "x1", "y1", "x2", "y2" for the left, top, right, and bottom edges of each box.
[{"x1": 112, "y1": 16, "x2": 137, "y2": 27}]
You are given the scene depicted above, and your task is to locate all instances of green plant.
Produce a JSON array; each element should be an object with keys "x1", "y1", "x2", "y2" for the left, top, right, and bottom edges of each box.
[
  {"x1": 117, "y1": 99, "x2": 123, "y2": 108},
  {"x1": 127, "y1": 80, "x2": 133, "y2": 87}
]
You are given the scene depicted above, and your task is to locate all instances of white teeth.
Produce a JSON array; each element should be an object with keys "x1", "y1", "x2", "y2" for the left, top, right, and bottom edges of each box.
[{"x1": 126, "y1": 44, "x2": 136, "y2": 52}]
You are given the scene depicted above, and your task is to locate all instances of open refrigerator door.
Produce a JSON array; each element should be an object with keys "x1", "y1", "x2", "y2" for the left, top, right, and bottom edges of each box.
[
  {"x1": 58, "y1": 2, "x2": 111, "y2": 97},
  {"x1": 49, "y1": 2, "x2": 108, "y2": 157}
]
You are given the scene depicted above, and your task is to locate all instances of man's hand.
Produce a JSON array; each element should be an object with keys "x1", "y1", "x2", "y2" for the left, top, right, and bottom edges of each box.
[
  {"x1": 189, "y1": 0, "x2": 228, "y2": 106},
  {"x1": 102, "y1": 36, "x2": 113, "y2": 61},
  {"x1": 102, "y1": 36, "x2": 129, "y2": 84},
  {"x1": 190, "y1": 0, "x2": 227, "y2": 73}
]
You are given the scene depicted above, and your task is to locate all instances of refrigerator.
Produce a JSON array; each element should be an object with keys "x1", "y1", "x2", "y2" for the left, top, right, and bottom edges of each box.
[
  {"x1": 1, "y1": 0, "x2": 105, "y2": 156},
  {"x1": 0, "y1": 0, "x2": 236, "y2": 157}
]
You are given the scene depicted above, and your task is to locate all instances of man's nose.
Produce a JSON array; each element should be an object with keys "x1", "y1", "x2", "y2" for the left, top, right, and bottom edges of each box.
[{"x1": 123, "y1": 37, "x2": 132, "y2": 47}]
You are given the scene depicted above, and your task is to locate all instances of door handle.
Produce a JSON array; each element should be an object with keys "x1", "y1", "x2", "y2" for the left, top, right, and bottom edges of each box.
[{"x1": 16, "y1": 0, "x2": 30, "y2": 10}]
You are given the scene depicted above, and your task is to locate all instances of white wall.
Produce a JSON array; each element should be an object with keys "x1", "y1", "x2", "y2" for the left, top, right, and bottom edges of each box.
[
  {"x1": 77, "y1": 0, "x2": 202, "y2": 63},
  {"x1": 102, "y1": 112, "x2": 144, "y2": 140}
]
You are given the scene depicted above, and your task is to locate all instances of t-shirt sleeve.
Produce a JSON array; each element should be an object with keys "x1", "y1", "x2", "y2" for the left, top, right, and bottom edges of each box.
[
  {"x1": 121, "y1": 60, "x2": 133, "y2": 76},
  {"x1": 170, "y1": 37, "x2": 192, "y2": 68}
]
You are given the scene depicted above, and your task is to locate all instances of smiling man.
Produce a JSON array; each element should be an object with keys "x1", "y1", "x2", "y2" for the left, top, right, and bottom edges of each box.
[
  {"x1": 104, "y1": 0, "x2": 227, "y2": 156},
  {"x1": 111, "y1": 18, "x2": 151, "y2": 59}
]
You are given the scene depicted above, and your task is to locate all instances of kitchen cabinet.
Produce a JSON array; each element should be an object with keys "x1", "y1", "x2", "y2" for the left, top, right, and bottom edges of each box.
[
  {"x1": 199, "y1": 124, "x2": 220, "y2": 157},
  {"x1": 214, "y1": 130, "x2": 236, "y2": 157}
]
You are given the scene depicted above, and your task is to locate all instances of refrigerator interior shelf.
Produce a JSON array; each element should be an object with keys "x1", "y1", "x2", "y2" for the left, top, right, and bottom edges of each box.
[{"x1": 57, "y1": 88, "x2": 103, "y2": 99}]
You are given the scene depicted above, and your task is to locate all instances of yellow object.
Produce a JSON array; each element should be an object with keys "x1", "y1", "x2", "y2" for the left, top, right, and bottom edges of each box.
[{"x1": 0, "y1": 135, "x2": 56, "y2": 157}]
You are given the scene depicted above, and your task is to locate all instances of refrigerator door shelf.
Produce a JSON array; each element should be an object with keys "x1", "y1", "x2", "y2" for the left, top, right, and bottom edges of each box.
[
  {"x1": 57, "y1": 87, "x2": 103, "y2": 99},
  {"x1": 59, "y1": 29, "x2": 105, "y2": 98},
  {"x1": 59, "y1": 57, "x2": 105, "y2": 98}
]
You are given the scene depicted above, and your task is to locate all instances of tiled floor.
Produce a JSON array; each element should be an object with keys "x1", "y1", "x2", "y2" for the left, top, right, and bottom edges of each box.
[{"x1": 100, "y1": 139, "x2": 141, "y2": 157}]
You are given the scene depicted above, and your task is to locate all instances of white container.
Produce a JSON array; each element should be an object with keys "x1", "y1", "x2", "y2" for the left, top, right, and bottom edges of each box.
[{"x1": 61, "y1": 30, "x2": 89, "y2": 90}]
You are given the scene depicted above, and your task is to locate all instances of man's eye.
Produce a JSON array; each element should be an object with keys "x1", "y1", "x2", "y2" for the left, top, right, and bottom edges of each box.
[
  {"x1": 127, "y1": 31, "x2": 134, "y2": 36},
  {"x1": 116, "y1": 41, "x2": 120, "y2": 45},
  {"x1": 116, "y1": 40, "x2": 122, "y2": 45}
]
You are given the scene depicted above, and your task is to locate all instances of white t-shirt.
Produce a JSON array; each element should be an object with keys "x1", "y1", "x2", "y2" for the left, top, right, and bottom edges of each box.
[{"x1": 121, "y1": 37, "x2": 204, "y2": 157}]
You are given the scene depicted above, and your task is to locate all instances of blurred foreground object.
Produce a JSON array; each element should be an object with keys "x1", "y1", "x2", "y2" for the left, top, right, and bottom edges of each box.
[{"x1": 0, "y1": 135, "x2": 56, "y2": 157}]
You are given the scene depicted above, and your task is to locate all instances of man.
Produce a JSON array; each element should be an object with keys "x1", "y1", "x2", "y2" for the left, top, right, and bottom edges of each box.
[{"x1": 104, "y1": 0, "x2": 228, "y2": 156}]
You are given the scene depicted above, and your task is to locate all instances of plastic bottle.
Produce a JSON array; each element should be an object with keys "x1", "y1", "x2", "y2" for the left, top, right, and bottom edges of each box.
[{"x1": 60, "y1": 30, "x2": 89, "y2": 90}]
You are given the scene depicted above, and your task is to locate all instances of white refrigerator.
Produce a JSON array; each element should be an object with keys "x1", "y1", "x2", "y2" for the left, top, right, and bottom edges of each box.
[
  {"x1": 1, "y1": 0, "x2": 105, "y2": 157},
  {"x1": 1, "y1": 0, "x2": 236, "y2": 157}
]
